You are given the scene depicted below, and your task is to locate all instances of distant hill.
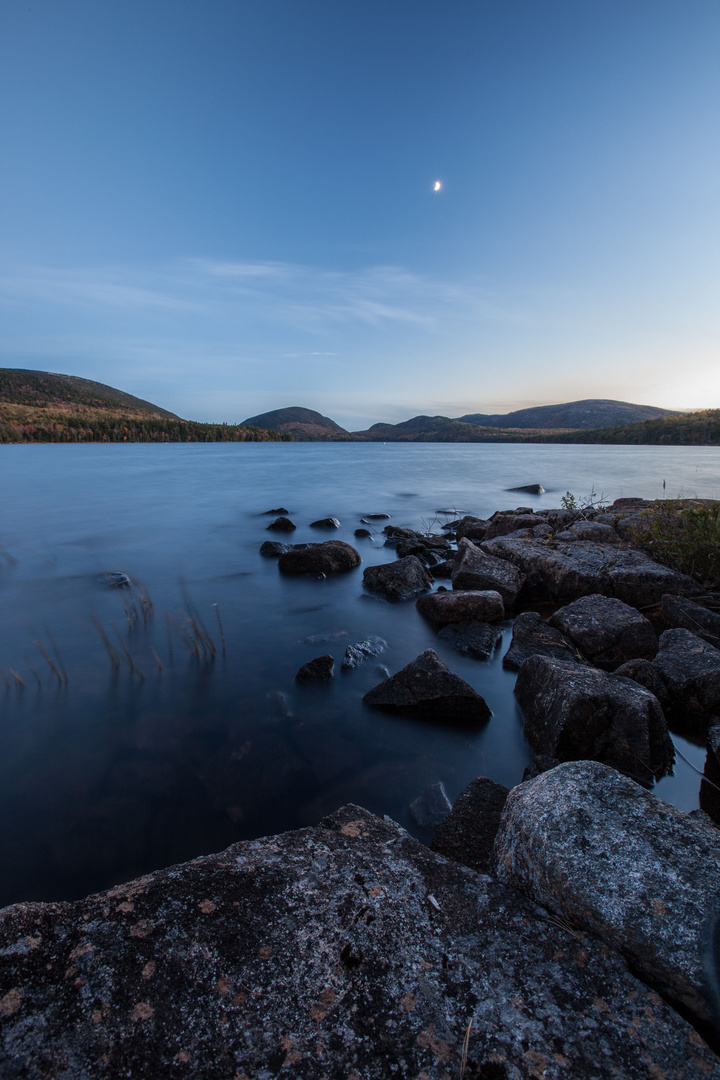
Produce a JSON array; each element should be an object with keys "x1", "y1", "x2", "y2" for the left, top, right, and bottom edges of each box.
[
  {"x1": 242, "y1": 406, "x2": 350, "y2": 441},
  {"x1": 352, "y1": 415, "x2": 495, "y2": 441},
  {"x1": 0, "y1": 369, "x2": 289, "y2": 444},
  {"x1": 457, "y1": 399, "x2": 678, "y2": 430},
  {"x1": 0, "y1": 369, "x2": 180, "y2": 418},
  {"x1": 537, "y1": 409, "x2": 720, "y2": 446}
]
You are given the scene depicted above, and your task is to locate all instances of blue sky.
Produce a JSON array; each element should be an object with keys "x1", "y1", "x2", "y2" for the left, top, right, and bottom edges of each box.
[{"x1": 1, "y1": 1, "x2": 718, "y2": 429}]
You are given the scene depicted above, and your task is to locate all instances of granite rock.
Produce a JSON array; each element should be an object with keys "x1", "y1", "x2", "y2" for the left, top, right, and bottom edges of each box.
[
  {"x1": 502, "y1": 611, "x2": 579, "y2": 671},
  {"x1": 451, "y1": 538, "x2": 524, "y2": 610},
  {"x1": 430, "y1": 776, "x2": 509, "y2": 873},
  {"x1": 548, "y1": 593, "x2": 657, "y2": 670},
  {"x1": 278, "y1": 541, "x2": 361, "y2": 576},
  {"x1": 416, "y1": 589, "x2": 504, "y2": 628},
  {"x1": 363, "y1": 649, "x2": 491, "y2": 726},
  {"x1": 653, "y1": 629, "x2": 720, "y2": 732},
  {"x1": 362, "y1": 555, "x2": 432, "y2": 601}
]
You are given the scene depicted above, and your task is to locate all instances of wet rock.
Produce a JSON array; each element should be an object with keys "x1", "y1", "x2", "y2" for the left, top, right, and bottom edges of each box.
[
  {"x1": 613, "y1": 657, "x2": 671, "y2": 710},
  {"x1": 661, "y1": 594, "x2": 720, "y2": 649},
  {"x1": 295, "y1": 654, "x2": 334, "y2": 681},
  {"x1": 451, "y1": 537, "x2": 524, "y2": 610},
  {"x1": 341, "y1": 636, "x2": 387, "y2": 670},
  {"x1": 364, "y1": 513, "x2": 390, "y2": 519},
  {"x1": 437, "y1": 620, "x2": 503, "y2": 659},
  {"x1": 362, "y1": 555, "x2": 431, "y2": 601},
  {"x1": 354, "y1": 528, "x2": 372, "y2": 538},
  {"x1": 259, "y1": 540, "x2": 292, "y2": 557},
  {"x1": 548, "y1": 593, "x2": 657, "y2": 670},
  {"x1": 263, "y1": 506, "x2": 289, "y2": 515},
  {"x1": 652, "y1": 629, "x2": 720, "y2": 732},
  {"x1": 430, "y1": 777, "x2": 509, "y2": 873},
  {"x1": 2, "y1": 805, "x2": 715, "y2": 1080},
  {"x1": 395, "y1": 540, "x2": 452, "y2": 565},
  {"x1": 502, "y1": 611, "x2": 578, "y2": 671},
  {"x1": 522, "y1": 753, "x2": 560, "y2": 781},
  {"x1": 485, "y1": 513, "x2": 539, "y2": 540},
  {"x1": 429, "y1": 559, "x2": 454, "y2": 578},
  {"x1": 514, "y1": 656, "x2": 674, "y2": 784},
  {"x1": 278, "y1": 541, "x2": 361, "y2": 576},
  {"x1": 416, "y1": 589, "x2": 504, "y2": 628},
  {"x1": 363, "y1": 649, "x2": 492, "y2": 726},
  {"x1": 554, "y1": 521, "x2": 620, "y2": 543},
  {"x1": 265, "y1": 690, "x2": 293, "y2": 718},
  {"x1": 493, "y1": 759, "x2": 720, "y2": 1028},
  {"x1": 507, "y1": 483, "x2": 545, "y2": 494},
  {"x1": 481, "y1": 537, "x2": 703, "y2": 606},
  {"x1": 453, "y1": 515, "x2": 489, "y2": 542},
  {"x1": 310, "y1": 517, "x2": 340, "y2": 529},
  {"x1": 409, "y1": 780, "x2": 452, "y2": 829},
  {"x1": 266, "y1": 515, "x2": 296, "y2": 532}
]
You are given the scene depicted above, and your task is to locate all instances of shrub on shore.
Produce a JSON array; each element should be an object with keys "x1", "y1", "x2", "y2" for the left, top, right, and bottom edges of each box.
[{"x1": 628, "y1": 500, "x2": 720, "y2": 586}]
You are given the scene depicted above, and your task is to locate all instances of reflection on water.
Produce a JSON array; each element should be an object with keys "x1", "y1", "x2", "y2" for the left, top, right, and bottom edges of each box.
[{"x1": 1, "y1": 441, "x2": 719, "y2": 906}]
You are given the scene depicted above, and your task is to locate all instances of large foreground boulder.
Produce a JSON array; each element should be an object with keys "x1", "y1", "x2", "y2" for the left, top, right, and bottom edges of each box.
[
  {"x1": 481, "y1": 537, "x2": 702, "y2": 605},
  {"x1": 363, "y1": 649, "x2": 491, "y2": 725},
  {"x1": 2, "y1": 805, "x2": 716, "y2": 1080},
  {"x1": 416, "y1": 589, "x2": 504, "y2": 627},
  {"x1": 278, "y1": 541, "x2": 361, "y2": 576},
  {"x1": 451, "y1": 538, "x2": 524, "y2": 610},
  {"x1": 515, "y1": 656, "x2": 674, "y2": 784},
  {"x1": 494, "y1": 761, "x2": 720, "y2": 1029},
  {"x1": 653, "y1": 629, "x2": 720, "y2": 732},
  {"x1": 362, "y1": 555, "x2": 431, "y2": 600},
  {"x1": 548, "y1": 593, "x2": 657, "y2": 669}
]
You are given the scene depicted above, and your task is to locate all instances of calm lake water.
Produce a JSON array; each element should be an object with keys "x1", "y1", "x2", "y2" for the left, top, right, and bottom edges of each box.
[{"x1": 1, "y1": 441, "x2": 719, "y2": 907}]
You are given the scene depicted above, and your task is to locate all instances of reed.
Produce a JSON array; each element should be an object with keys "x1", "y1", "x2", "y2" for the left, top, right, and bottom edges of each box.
[{"x1": 34, "y1": 640, "x2": 63, "y2": 685}]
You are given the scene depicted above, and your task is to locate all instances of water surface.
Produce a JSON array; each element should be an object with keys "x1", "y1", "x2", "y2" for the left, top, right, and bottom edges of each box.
[{"x1": 1, "y1": 441, "x2": 719, "y2": 906}]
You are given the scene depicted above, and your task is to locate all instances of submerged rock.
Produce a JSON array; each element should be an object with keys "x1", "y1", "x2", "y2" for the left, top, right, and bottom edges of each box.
[
  {"x1": 507, "y1": 483, "x2": 545, "y2": 494},
  {"x1": 548, "y1": 593, "x2": 657, "y2": 670},
  {"x1": 363, "y1": 649, "x2": 491, "y2": 726},
  {"x1": 353, "y1": 528, "x2": 372, "y2": 538},
  {"x1": 341, "y1": 636, "x2": 387, "y2": 670},
  {"x1": 514, "y1": 656, "x2": 675, "y2": 784},
  {"x1": 278, "y1": 541, "x2": 361, "y2": 576},
  {"x1": 266, "y1": 515, "x2": 296, "y2": 531},
  {"x1": 437, "y1": 620, "x2": 503, "y2": 659},
  {"x1": 493, "y1": 760, "x2": 720, "y2": 1029},
  {"x1": 408, "y1": 780, "x2": 452, "y2": 829},
  {"x1": 416, "y1": 589, "x2": 504, "y2": 627},
  {"x1": 310, "y1": 517, "x2": 340, "y2": 529},
  {"x1": 362, "y1": 556, "x2": 431, "y2": 601},
  {"x1": 1, "y1": 804, "x2": 715, "y2": 1079},
  {"x1": 259, "y1": 540, "x2": 291, "y2": 557},
  {"x1": 431, "y1": 776, "x2": 509, "y2": 873},
  {"x1": 295, "y1": 654, "x2": 334, "y2": 681},
  {"x1": 502, "y1": 611, "x2": 578, "y2": 671}
]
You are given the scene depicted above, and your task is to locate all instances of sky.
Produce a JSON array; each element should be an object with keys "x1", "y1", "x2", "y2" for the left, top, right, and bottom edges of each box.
[{"x1": 1, "y1": 1, "x2": 718, "y2": 430}]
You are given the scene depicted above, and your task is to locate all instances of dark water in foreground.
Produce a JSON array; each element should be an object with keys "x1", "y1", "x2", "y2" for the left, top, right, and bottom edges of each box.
[{"x1": 1, "y1": 441, "x2": 719, "y2": 907}]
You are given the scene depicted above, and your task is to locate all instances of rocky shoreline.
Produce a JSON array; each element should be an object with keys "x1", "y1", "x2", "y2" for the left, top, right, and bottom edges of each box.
[{"x1": 2, "y1": 496, "x2": 720, "y2": 1078}]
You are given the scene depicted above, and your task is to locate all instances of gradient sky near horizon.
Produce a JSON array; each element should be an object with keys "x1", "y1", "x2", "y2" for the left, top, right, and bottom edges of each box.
[{"x1": 1, "y1": 1, "x2": 718, "y2": 429}]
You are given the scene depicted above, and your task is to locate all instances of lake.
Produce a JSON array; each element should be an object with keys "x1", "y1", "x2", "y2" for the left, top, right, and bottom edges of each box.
[{"x1": 1, "y1": 441, "x2": 719, "y2": 907}]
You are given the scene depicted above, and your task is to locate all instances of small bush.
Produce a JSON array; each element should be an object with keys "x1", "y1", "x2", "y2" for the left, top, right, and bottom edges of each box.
[{"x1": 628, "y1": 501, "x2": 720, "y2": 585}]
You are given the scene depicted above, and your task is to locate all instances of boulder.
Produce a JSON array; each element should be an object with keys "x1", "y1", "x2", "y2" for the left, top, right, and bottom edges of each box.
[
  {"x1": 661, "y1": 594, "x2": 720, "y2": 649},
  {"x1": 613, "y1": 658, "x2": 670, "y2": 710},
  {"x1": 430, "y1": 776, "x2": 509, "y2": 873},
  {"x1": 263, "y1": 506, "x2": 289, "y2": 515},
  {"x1": 295, "y1": 654, "x2": 334, "y2": 681},
  {"x1": 481, "y1": 537, "x2": 703, "y2": 606},
  {"x1": 453, "y1": 515, "x2": 489, "y2": 541},
  {"x1": 514, "y1": 657, "x2": 674, "y2": 784},
  {"x1": 502, "y1": 611, "x2": 578, "y2": 671},
  {"x1": 554, "y1": 521, "x2": 620, "y2": 543},
  {"x1": 354, "y1": 528, "x2": 372, "y2": 538},
  {"x1": 278, "y1": 541, "x2": 361, "y2": 576},
  {"x1": 310, "y1": 517, "x2": 340, "y2": 529},
  {"x1": 1, "y1": 805, "x2": 715, "y2": 1080},
  {"x1": 429, "y1": 559, "x2": 454, "y2": 578},
  {"x1": 652, "y1": 629, "x2": 720, "y2": 732},
  {"x1": 266, "y1": 516, "x2": 296, "y2": 532},
  {"x1": 451, "y1": 538, "x2": 524, "y2": 610},
  {"x1": 493, "y1": 760, "x2": 720, "y2": 1028},
  {"x1": 507, "y1": 483, "x2": 545, "y2": 494},
  {"x1": 363, "y1": 649, "x2": 491, "y2": 726},
  {"x1": 364, "y1": 513, "x2": 390, "y2": 519},
  {"x1": 408, "y1": 780, "x2": 452, "y2": 829},
  {"x1": 522, "y1": 753, "x2": 560, "y2": 781},
  {"x1": 485, "y1": 513, "x2": 539, "y2": 540},
  {"x1": 259, "y1": 540, "x2": 291, "y2": 557},
  {"x1": 437, "y1": 620, "x2": 503, "y2": 659},
  {"x1": 548, "y1": 593, "x2": 657, "y2": 670},
  {"x1": 341, "y1": 636, "x2": 387, "y2": 670},
  {"x1": 416, "y1": 589, "x2": 504, "y2": 628},
  {"x1": 362, "y1": 555, "x2": 431, "y2": 601}
]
